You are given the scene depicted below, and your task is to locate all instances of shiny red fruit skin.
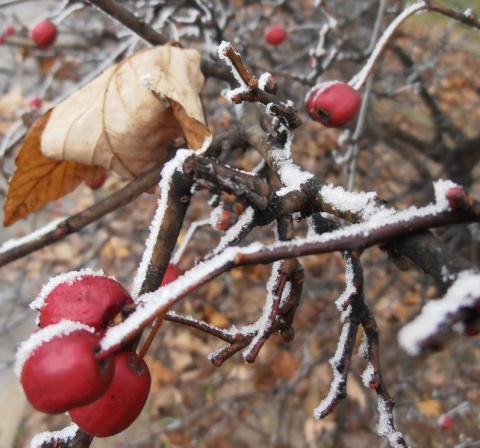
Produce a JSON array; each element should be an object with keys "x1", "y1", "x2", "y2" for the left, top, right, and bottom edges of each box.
[
  {"x1": 265, "y1": 25, "x2": 287, "y2": 46},
  {"x1": 162, "y1": 263, "x2": 182, "y2": 285},
  {"x1": 30, "y1": 19, "x2": 57, "y2": 47},
  {"x1": 70, "y1": 351, "x2": 151, "y2": 437},
  {"x1": 39, "y1": 275, "x2": 133, "y2": 331},
  {"x1": 306, "y1": 82, "x2": 361, "y2": 127},
  {"x1": 21, "y1": 329, "x2": 114, "y2": 414}
]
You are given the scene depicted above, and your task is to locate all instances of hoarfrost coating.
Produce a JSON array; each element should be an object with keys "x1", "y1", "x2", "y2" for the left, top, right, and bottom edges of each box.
[
  {"x1": 349, "y1": 1, "x2": 427, "y2": 91},
  {"x1": 0, "y1": 217, "x2": 65, "y2": 254},
  {"x1": 398, "y1": 270, "x2": 480, "y2": 356},
  {"x1": 100, "y1": 243, "x2": 264, "y2": 351},
  {"x1": 313, "y1": 322, "x2": 352, "y2": 419},
  {"x1": 130, "y1": 149, "x2": 194, "y2": 300},
  {"x1": 29, "y1": 268, "x2": 106, "y2": 310},
  {"x1": 30, "y1": 423, "x2": 79, "y2": 448},
  {"x1": 243, "y1": 260, "x2": 283, "y2": 360}
]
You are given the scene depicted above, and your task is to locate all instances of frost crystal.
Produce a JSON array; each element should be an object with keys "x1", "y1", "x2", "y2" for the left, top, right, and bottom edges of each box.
[
  {"x1": 210, "y1": 206, "x2": 255, "y2": 256},
  {"x1": 398, "y1": 270, "x2": 480, "y2": 355},
  {"x1": 131, "y1": 149, "x2": 193, "y2": 300},
  {"x1": 433, "y1": 179, "x2": 459, "y2": 209},
  {"x1": 217, "y1": 40, "x2": 247, "y2": 88},
  {"x1": 313, "y1": 322, "x2": 351, "y2": 418},
  {"x1": 30, "y1": 268, "x2": 106, "y2": 310},
  {"x1": 101, "y1": 243, "x2": 264, "y2": 351},
  {"x1": 30, "y1": 423, "x2": 79, "y2": 448},
  {"x1": 361, "y1": 362, "x2": 375, "y2": 387},
  {"x1": 376, "y1": 396, "x2": 405, "y2": 448},
  {"x1": 243, "y1": 260, "x2": 282, "y2": 359},
  {"x1": 349, "y1": 1, "x2": 427, "y2": 90},
  {"x1": 335, "y1": 255, "x2": 355, "y2": 321},
  {"x1": 0, "y1": 218, "x2": 65, "y2": 254}
]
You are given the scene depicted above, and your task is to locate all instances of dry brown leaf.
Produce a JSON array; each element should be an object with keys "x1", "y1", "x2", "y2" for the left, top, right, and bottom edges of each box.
[
  {"x1": 3, "y1": 110, "x2": 104, "y2": 226},
  {"x1": 40, "y1": 45, "x2": 210, "y2": 178},
  {"x1": 4, "y1": 45, "x2": 211, "y2": 225}
]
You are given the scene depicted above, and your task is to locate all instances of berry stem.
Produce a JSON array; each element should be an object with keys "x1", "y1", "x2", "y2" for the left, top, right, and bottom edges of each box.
[
  {"x1": 136, "y1": 311, "x2": 166, "y2": 361},
  {"x1": 349, "y1": 1, "x2": 427, "y2": 90}
]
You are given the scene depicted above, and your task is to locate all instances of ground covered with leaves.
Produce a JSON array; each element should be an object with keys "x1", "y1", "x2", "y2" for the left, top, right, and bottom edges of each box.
[{"x1": 1, "y1": 1, "x2": 480, "y2": 447}]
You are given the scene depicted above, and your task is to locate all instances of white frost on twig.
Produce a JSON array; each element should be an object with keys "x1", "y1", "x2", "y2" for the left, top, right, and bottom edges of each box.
[
  {"x1": 258, "y1": 72, "x2": 272, "y2": 91},
  {"x1": 335, "y1": 254, "x2": 356, "y2": 321},
  {"x1": 313, "y1": 321, "x2": 351, "y2": 419},
  {"x1": 349, "y1": 1, "x2": 427, "y2": 90},
  {"x1": 30, "y1": 423, "x2": 79, "y2": 448},
  {"x1": 398, "y1": 270, "x2": 480, "y2": 356},
  {"x1": 361, "y1": 362, "x2": 375, "y2": 388},
  {"x1": 243, "y1": 260, "x2": 282, "y2": 360},
  {"x1": 171, "y1": 219, "x2": 210, "y2": 265},
  {"x1": 270, "y1": 132, "x2": 314, "y2": 196},
  {"x1": 130, "y1": 149, "x2": 194, "y2": 301},
  {"x1": 209, "y1": 206, "x2": 255, "y2": 256},
  {"x1": 0, "y1": 217, "x2": 65, "y2": 254},
  {"x1": 30, "y1": 268, "x2": 106, "y2": 310},
  {"x1": 358, "y1": 331, "x2": 369, "y2": 358},
  {"x1": 320, "y1": 183, "x2": 390, "y2": 221},
  {"x1": 101, "y1": 243, "x2": 264, "y2": 351},
  {"x1": 217, "y1": 41, "x2": 247, "y2": 88},
  {"x1": 377, "y1": 396, "x2": 405, "y2": 448}
]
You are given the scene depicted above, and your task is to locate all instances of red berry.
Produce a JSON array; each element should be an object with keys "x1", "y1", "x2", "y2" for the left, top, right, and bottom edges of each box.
[
  {"x1": 85, "y1": 171, "x2": 107, "y2": 190},
  {"x1": 17, "y1": 321, "x2": 114, "y2": 414},
  {"x1": 438, "y1": 414, "x2": 453, "y2": 430},
  {"x1": 70, "y1": 351, "x2": 151, "y2": 437},
  {"x1": 306, "y1": 81, "x2": 361, "y2": 127},
  {"x1": 4, "y1": 25, "x2": 15, "y2": 36},
  {"x1": 35, "y1": 272, "x2": 134, "y2": 331},
  {"x1": 162, "y1": 263, "x2": 182, "y2": 285},
  {"x1": 27, "y1": 96, "x2": 42, "y2": 109},
  {"x1": 265, "y1": 25, "x2": 287, "y2": 46},
  {"x1": 30, "y1": 19, "x2": 57, "y2": 47}
]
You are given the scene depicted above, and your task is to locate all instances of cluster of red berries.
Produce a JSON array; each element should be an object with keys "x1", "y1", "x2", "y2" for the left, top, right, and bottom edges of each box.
[{"x1": 16, "y1": 272, "x2": 151, "y2": 437}]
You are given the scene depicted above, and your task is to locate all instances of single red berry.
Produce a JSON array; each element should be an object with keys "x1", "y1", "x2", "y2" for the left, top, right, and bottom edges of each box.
[
  {"x1": 17, "y1": 321, "x2": 114, "y2": 414},
  {"x1": 27, "y1": 96, "x2": 42, "y2": 109},
  {"x1": 36, "y1": 273, "x2": 134, "y2": 331},
  {"x1": 85, "y1": 171, "x2": 107, "y2": 190},
  {"x1": 4, "y1": 24, "x2": 15, "y2": 36},
  {"x1": 30, "y1": 19, "x2": 57, "y2": 47},
  {"x1": 162, "y1": 263, "x2": 182, "y2": 285},
  {"x1": 70, "y1": 351, "x2": 151, "y2": 437},
  {"x1": 438, "y1": 414, "x2": 453, "y2": 430},
  {"x1": 306, "y1": 81, "x2": 361, "y2": 127},
  {"x1": 265, "y1": 25, "x2": 287, "y2": 46}
]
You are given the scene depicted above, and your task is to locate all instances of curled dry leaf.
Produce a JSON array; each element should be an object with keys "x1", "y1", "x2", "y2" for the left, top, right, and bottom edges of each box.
[{"x1": 3, "y1": 45, "x2": 211, "y2": 226}]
